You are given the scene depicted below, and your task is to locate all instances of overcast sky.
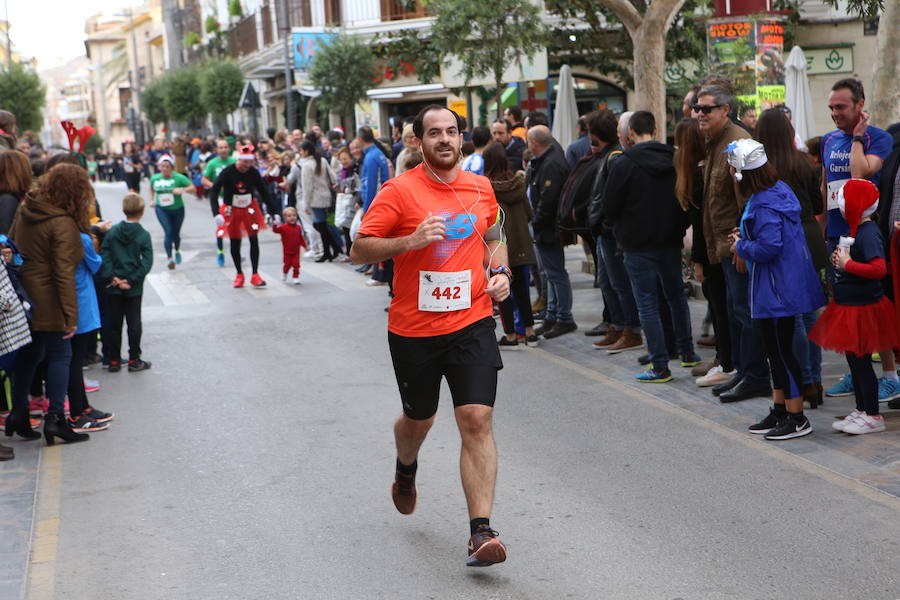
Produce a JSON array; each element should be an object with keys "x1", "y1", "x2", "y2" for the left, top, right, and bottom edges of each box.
[{"x1": 6, "y1": 0, "x2": 139, "y2": 69}]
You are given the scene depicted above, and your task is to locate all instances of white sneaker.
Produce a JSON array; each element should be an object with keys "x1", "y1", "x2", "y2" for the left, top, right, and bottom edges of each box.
[
  {"x1": 304, "y1": 250, "x2": 316, "y2": 259},
  {"x1": 842, "y1": 413, "x2": 886, "y2": 435},
  {"x1": 365, "y1": 279, "x2": 387, "y2": 287},
  {"x1": 832, "y1": 410, "x2": 862, "y2": 432},
  {"x1": 696, "y1": 366, "x2": 735, "y2": 387},
  {"x1": 291, "y1": 276, "x2": 301, "y2": 285},
  {"x1": 281, "y1": 272, "x2": 287, "y2": 281}
]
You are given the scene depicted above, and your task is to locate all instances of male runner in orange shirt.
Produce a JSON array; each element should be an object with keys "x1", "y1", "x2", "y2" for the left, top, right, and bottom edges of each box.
[{"x1": 351, "y1": 105, "x2": 512, "y2": 567}]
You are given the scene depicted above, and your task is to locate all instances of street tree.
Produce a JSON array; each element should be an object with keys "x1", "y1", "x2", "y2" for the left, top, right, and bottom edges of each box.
[
  {"x1": 85, "y1": 133, "x2": 104, "y2": 155},
  {"x1": 140, "y1": 77, "x2": 169, "y2": 126},
  {"x1": 162, "y1": 65, "x2": 205, "y2": 125},
  {"x1": 200, "y1": 61, "x2": 244, "y2": 128},
  {"x1": 547, "y1": 0, "x2": 688, "y2": 140},
  {"x1": 425, "y1": 0, "x2": 546, "y2": 119},
  {"x1": 308, "y1": 35, "x2": 377, "y2": 128},
  {"x1": 0, "y1": 63, "x2": 46, "y2": 133}
]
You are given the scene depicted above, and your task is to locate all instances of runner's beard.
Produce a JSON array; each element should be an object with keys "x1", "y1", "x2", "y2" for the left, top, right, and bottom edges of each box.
[{"x1": 423, "y1": 144, "x2": 460, "y2": 170}]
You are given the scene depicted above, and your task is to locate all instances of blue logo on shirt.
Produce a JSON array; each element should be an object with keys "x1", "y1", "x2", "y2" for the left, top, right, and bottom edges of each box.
[{"x1": 444, "y1": 213, "x2": 477, "y2": 240}]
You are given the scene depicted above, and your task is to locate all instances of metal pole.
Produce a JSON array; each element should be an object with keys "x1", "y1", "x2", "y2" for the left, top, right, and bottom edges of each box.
[
  {"x1": 128, "y1": 8, "x2": 144, "y2": 146},
  {"x1": 4, "y1": 0, "x2": 12, "y2": 67},
  {"x1": 277, "y1": 0, "x2": 295, "y2": 131}
]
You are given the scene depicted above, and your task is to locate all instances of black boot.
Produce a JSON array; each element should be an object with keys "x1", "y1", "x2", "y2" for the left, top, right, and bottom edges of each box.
[
  {"x1": 4, "y1": 409, "x2": 41, "y2": 440},
  {"x1": 0, "y1": 443, "x2": 13, "y2": 461},
  {"x1": 313, "y1": 222, "x2": 335, "y2": 262},
  {"x1": 43, "y1": 414, "x2": 89, "y2": 446}
]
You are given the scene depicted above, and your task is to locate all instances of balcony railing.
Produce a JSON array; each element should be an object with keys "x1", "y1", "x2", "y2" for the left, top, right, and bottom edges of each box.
[
  {"x1": 229, "y1": 14, "x2": 259, "y2": 58},
  {"x1": 380, "y1": 0, "x2": 428, "y2": 21}
]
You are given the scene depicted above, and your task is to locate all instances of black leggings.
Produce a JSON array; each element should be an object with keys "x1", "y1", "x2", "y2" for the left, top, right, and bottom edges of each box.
[
  {"x1": 499, "y1": 265, "x2": 534, "y2": 334},
  {"x1": 702, "y1": 263, "x2": 733, "y2": 372},
  {"x1": 67, "y1": 331, "x2": 94, "y2": 417},
  {"x1": 341, "y1": 226, "x2": 352, "y2": 254},
  {"x1": 847, "y1": 352, "x2": 879, "y2": 415},
  {"x1": 230, "y1": 235, "x2": 260, "y2": 274},
  {"x1": 759, "y1": 316, "x2": 801, "y2": 398},
  {"x1": 312, "y1": 221, "x2": 342, "y2": 259}
]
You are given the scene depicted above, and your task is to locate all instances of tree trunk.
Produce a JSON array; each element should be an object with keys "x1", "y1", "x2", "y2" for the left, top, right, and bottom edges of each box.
[
  {"x1": 495, "y1": 78, "x2": 503, "y2": 120},
  {"x1": 631, "y1": 26, "x2": 668, "y2": 142},
  {"x1": 869, "y1": 0, "x2": 900, "y2": 128}
]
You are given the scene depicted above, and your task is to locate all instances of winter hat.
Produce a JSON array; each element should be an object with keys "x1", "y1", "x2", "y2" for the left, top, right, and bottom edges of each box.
[
  {"x1": 237, "y1": 144, "x2": 255, "y2": 160},
  {"x1": 724, "y1": 139, "x2": 767, "y2": 182},
  {"x1": 837, "y1": 178, "x2": 880, "y2": 246}
]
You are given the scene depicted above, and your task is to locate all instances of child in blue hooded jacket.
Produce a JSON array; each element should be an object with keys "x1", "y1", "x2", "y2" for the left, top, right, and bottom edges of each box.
[{"x1": 727, "y1": 139, "x2": 825, "y2": 441}]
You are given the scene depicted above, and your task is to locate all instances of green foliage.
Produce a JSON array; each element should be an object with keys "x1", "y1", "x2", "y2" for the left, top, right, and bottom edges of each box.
[
  {"x1": 0, "y1": 63, "x2": 46, "y2": 132},
  {"x1": 425, "y1": 0, "x2": 545, "y2": 116},
  {"x1": 200, "y1": 61, "x2": 244, "y2": 123},
  {"x1": 140, "y1": 77, "x2": 168, "y2": 125},
  {"x1": 373, "y1": 28, "x2": 441, "y2": 85},
  {"x1": 161, "y1": 65, "x2": 205, "y2": 122},
  {"x1": 547, "y1": 0, "x2": 711, "y2": 90},
  {"x1": 308, "y1": 35, "x2": 378, "y2": 117},
  {"x1": 205, "y1": 15, "x2": 220, "y2": 33},
  {"x1": 823, "y1": 0, "x2": 882, "y2": 17},
  {"x1": 85, "y1": 133, "x2": 104, "y2": 155},
  {"x1": 228, "y1": 0, "x2": 243, "y2": 18},
  {"x1": 185, "y1": 31, "x2": 201, "y2": 47}
]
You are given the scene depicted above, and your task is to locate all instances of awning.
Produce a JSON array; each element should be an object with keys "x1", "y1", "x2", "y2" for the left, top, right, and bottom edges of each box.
[{"x1": 488, "y1": 86, "x2": 518, "y2": 112}]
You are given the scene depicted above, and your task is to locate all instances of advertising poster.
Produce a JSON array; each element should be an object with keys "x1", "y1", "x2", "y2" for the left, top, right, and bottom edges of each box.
[{"x1": 707, "y1": 17, "x2": 786, "y2": 111}]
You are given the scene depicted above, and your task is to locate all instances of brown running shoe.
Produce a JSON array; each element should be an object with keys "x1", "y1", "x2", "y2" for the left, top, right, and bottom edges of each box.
[
  {"x1": 606, "y1": 330, "x2": 643, "y2": 354},
  {"x1": 391, "y1": 472, "x2": 417, "y2": 515},
  {"x1": 592, "y1": 329, "x2": 622, "y2": 348},
  {"x1": 467, "y1": 527, "x2": 508, "y2": 567},
  {"x1": 691, "y1": 357, "x2": 719, "y2": 377}
]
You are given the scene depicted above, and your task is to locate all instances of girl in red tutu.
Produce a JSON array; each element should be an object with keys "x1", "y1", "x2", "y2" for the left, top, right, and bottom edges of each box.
[{"x1": 809, "y1": 179, "x2": 900, "y2": 434}]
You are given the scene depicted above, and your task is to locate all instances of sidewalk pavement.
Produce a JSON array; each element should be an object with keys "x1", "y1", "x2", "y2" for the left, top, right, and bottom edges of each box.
[{"x1": 534, "y1": 247, "x2": 900, "y2": 499}]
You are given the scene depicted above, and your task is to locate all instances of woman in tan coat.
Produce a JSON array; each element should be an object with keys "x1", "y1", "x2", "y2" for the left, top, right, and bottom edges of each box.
[
  {"x1": 8, "y1": 163, "x2": 91, "y2": 445},
  {"x1": 483, "y1": 142, "x2": 538, "y2": 349}
]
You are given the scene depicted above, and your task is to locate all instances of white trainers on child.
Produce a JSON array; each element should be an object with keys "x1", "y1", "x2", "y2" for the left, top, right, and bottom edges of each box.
[
  {"x1": 842, "y1": 413, "x2": 886, "y2": 435},
  {"x1": 291, "y1": 276, "x2": 301, "y2": 285},
  {"x1": 281, "y1": 272, "x2": 287, "y2": 281},
  {"x1": 832, "y1": 410, "x2": 862, "y2": 432}
]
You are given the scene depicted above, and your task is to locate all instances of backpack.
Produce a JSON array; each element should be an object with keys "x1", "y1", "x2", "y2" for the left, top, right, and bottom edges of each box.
[
  {"x1": 587, "y1": 148, "x2": 624, "y2": 236},
  {"x1": 557, "y1": 152, "x2": 602, "y2": 235}
]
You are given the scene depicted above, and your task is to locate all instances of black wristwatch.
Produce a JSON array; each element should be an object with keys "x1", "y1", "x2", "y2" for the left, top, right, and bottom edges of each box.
[{"x1": 852, "y1": 135, "x2": 865, "y2": 145}]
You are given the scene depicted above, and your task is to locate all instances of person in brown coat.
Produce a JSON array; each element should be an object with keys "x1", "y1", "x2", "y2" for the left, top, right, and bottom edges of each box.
[
  {"x1": 7, "y1": 163, "x2": 91, "y2": 445},
  {"x1": 483, "y1": 142, "x2": 538, "y2": 349}
]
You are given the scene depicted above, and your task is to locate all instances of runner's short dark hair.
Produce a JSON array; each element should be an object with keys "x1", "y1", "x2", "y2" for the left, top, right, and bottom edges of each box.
[
  {"x1": 832, "y1": 78, "x2": 865, "y2": 103},
  {"x1": 412, "y1": 104, "x2": 464, "y2": 140},
  {"x1": 628, "y1": 111, "x2": 656, "y2": 136},
  {"x1": 357, "y1": 126, "x2": 376, "y2": 144}
]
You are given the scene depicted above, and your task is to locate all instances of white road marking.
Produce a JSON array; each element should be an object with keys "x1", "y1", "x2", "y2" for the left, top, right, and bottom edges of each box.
[
  {"x1": 146, "y1": 272, "x2": 209, "y2": 305},
  {"x1": 221, "y1": 269, "x2": 299, "y2": 297},
  {"x1": 300, "y1": 261, "x2": 367, "y2": 292}
]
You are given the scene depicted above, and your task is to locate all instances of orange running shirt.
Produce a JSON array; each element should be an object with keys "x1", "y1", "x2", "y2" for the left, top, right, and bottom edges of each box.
[{"x1": 357, "y1": 164, "x2": 499, "y2": 337}]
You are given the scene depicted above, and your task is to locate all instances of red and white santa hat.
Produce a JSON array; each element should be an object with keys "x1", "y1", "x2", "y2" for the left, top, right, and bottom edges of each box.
[
  {"x1": 237, "y1": 144, "x2": 255, "y2": 160},
  {"x1": 837, "y1": 178, "x2": 880, "y2": 245}
]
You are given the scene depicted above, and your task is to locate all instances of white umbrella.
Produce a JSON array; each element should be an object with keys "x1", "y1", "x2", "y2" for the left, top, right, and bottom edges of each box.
[
  {"x1": 552, "y1": 64, "x2": 579, "y2": 150},
  {"x1": 785, "y1": 46, "x2": 815, "y2": 146}
]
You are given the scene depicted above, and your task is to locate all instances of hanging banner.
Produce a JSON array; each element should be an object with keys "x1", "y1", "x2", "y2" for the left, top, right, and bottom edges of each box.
[{"x1": 707, "y1": 17, "x2": 785, "y2": 112}]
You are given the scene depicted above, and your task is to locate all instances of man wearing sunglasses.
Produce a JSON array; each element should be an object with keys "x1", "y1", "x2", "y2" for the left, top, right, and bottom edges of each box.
[{"x1": 697, "y1": 84, "x2": 772, "y2": 403}]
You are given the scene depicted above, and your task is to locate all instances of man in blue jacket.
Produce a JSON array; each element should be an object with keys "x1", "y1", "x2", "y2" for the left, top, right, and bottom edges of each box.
[
  {"x1": 358, "y1": 126, "x2": 391, "y2": 213},
  {"x1": 603, "y1": 111, "x2": 699, "y2": 383}
]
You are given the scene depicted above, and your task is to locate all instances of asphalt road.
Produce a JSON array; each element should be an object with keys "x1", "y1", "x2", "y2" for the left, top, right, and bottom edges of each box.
[{"x1": 22, "y1": 181, "x2": 900, "y2": 599}]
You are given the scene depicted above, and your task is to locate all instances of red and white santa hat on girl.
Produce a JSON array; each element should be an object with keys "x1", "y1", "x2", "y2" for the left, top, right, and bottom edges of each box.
[
  {"x1": 837, "y1": 178, "x2": 880, "y2": 246},
  {"x1": 237, "y1": 144, "x2": 255, "y2": 160}
]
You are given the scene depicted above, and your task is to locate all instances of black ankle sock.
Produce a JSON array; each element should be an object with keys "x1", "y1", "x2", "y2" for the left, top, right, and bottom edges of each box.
[
  {"x1": 773, "y1": 403, "x2": 787, "y2": 415},
  {"x1": 396, "y1": 458, "x2": 417, "y2": 476},
  {"x1": 470, "y1": 518, "x2": 490, "y2": 535},
  {"x1": 788, "y1": 410, "x2": 804, "y2": 420}
]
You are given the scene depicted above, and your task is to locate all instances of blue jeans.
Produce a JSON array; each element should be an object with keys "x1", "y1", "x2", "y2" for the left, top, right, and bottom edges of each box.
[
  {"x1": 12, "y1": 331, "x2": 72, "y2": 415},
  {"x1": 599, "y1": 236, "x2": 640, "y2": 330},
  {"x1": 623, "y1": 250, "x2": 694, "y2": 371},
  {"x1": 793, "y1": 311, "x2": 822, "y2": 385},
  {"x1": 721, "y1": 259, "x2": 770, "y2": 383},
  {"x1": 155, "y1": 206, "x2": 185, "y2": 259},
  {"x1": 534, "y1": 243, "x2": 574, "y2": 323},
  {"x1": 595, "y1": 242, "x2": 623, "y2": 327}
]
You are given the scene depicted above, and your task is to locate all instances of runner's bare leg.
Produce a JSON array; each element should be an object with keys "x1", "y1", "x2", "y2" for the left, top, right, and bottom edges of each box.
[
  {"x1": 454, "y1": 404, "x2": 497, "y2": 519},
  {"x1": 395, "y1": 414, "x2": 435, "y2": 465}
]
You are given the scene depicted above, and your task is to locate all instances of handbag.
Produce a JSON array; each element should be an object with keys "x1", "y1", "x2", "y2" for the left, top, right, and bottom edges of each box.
[
  {"x1": 349, "y1": 209, "x2": 363, "y2": 242},
  {"x1": 334, "y1": 193, "x2": 356, "y2": 229}
]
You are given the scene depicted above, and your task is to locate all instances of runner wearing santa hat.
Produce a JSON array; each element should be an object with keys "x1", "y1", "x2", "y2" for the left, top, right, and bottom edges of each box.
[
  {"x1": 210, "y1": 144, "x2": 277, "y2": 288},
  {"x1": 809, "y1": 179, "x2": 900, "y2": 434}
]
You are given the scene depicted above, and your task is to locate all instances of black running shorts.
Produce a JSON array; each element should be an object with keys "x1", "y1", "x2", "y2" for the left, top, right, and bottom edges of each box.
[{"x1": 388, "y1": 317, "x2": 503, "y2": 420}]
